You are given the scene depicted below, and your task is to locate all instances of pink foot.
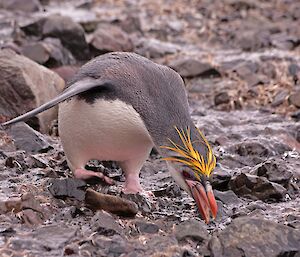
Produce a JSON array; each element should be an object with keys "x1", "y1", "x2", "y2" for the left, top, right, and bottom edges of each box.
[{"x1": 74, "y1": 168, "x2": 114, "y2": 185}]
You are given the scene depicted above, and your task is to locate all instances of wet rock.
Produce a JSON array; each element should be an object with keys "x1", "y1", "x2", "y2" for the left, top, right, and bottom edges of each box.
[
  {"x1": 0, "y1": 0, "x2": 42, "y2": 12},
  {"x1": 289, "y1": 91, "x2": 300, "y2": 108},
  {"x1": 135, "y1": 38, "x2": 179, "y2": 58},
  {"x1": 122, "y1": 193, "x2": 153, "y2": 214},
  {"x1": 174, "y1": 219, "x2": 209, "y2": 242},
  {"x1": 229, "y1": 173, "x2": 287, "y2": 201},
  {"x1": 91, "y1": 211, "x2": 122, "y2": 236},
  {"x1": 0, "y1": 49, "x2": 64, "y2": 133},
  {"x1": 210, "y1": 168, "x2": 231, "y2": 191},
  {"x1": 85, "y1": 188, "x2": 138, "y2": 217},
  {"x1": 22, "y1": 38, "x2": 75, "y2": 67},
  {"x1": 89, "y1": 24, "x2": 133, "y2": 55},
  {"x1": 254, "y1": 159, "x2": 293, "y2": 188},
  {"x1": 21, "y1": 15, "x2": 89, "y2": 60},
  {"x1": 214, "y1": 190, "x2": 241, "y2": 205},
  {"x1": 48, "y1": 178, "x2": 86, "y2": 201},
  {"x1": 214, "y1": 92, "x2": 230, "y2": 106},
  {"x1": 209, "y1": 217, "x2": 300, "y2": 257},
  {"x1": 135, "y1": 221, "x2": 159, "y2": 234},
  {"x1": 169, "y1": 58, "x2": 221, "y2": 78},
  {"x1": 7, "y1": 122, "x2": 52, "y2": 153}
]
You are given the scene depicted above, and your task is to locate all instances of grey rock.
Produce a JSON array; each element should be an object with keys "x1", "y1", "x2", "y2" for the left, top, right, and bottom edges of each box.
[
  {"x1": 291, "y1": 110, "x2": 300, "y2": 121},
  {"x1": 210, "y1": 168, "x2": 231, "y2": 191},
  {"x1": 0, "y1": 49, "x2": 65, "y2": 133},
  {"x1": 135, "y1": 38, "x2": 179, "y2": 58},
  {"x1": 7, "y1": 122, "x2": 52, "y2": 153},
  {"x1": 214, "y1": 92, "x2": 230, "y2": 106},
  {"x1": 169, "y1": 58, "x2": 221, "y2": 78},
  {"x1": 229, "y1": 173, "x2": 287, "y2": 201},
  {"x1": 91, "y1": 210, "x2": 123, "y2": 236},
  {"x1": 271, "y1": 89, "x2": 289, "y2": 107},
  {"x1": 135, "y1": 221, "x2": 159, "y2": 234},
  {"x1": 209, "y1": 217, "x2": 300, "y2": 257},
  {"x1": 174, "y1": 219, "x2": 209, "y2": 242},
  {"x1": 214, "y1": 190, "x2": 241, "y2": 205},
  {"x1": 235, "y1": 142, "x2": 269, "y2": 157},
  {"x1": 48, "y1": 178, "x2": 86, "y2": 201},
  {"x1": 289, "y1": 91, "x2": 300, "y2": 108},
  {"x1": 122, "y1": 193, "x2": 153, "y2": 215},
  {"x1": 0, "y1": 0, "x2": 41, "y2": 12},
  {"x1": 89, "y1": 24, "x2": 133, "y2": 55},
  {"x1": 254, "y1": 159, "x2": 293, "y2": 188}
]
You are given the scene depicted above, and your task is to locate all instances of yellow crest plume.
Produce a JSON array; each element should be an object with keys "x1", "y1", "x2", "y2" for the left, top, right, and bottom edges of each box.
[{"x1": 161, "y1": 126, "x2": 216, "y2": 178}]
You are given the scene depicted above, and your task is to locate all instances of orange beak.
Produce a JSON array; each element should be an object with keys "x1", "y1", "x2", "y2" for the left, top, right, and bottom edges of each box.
[{"x1": 185, "y1": 179, "x2": 218, "y2": 223}]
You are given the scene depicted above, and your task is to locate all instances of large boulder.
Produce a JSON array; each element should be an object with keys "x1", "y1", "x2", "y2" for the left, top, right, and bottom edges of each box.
[
  {"x1": 0, "y1": 49, "x2": 65, "y2": 133},
  {"x1": 209, "y1": 217, "x2": 300, "y2": 257}
]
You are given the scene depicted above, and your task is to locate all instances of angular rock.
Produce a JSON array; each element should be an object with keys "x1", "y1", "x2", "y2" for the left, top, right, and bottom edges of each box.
[
  {"x1": 174, "y1": 219, "x2": 209, "y2": 242},
  {"x1": 291, "y1": 110, "x2": 300, "y2": 121},
  {"x1": 169, "y1": 58, "x2": 221, "y2": 78},
  {"x1": 7, "y1": 122, "x2": 52, "y2": 153},
  {"x1": 48, "y1": 178, "x2": 86, "y2": 201},
  {"x1": 229, "y1": 173, "x2": 287, "y2": 201},
  {"x1": 214, "y1": 190, "x2": 241, "y2": 205},
  {"x1": 135, "y1": 221, "x2": 159, "y2": 234},
  {"x1": 0, "y1": 0, "x2": 41, "y2": 12},
  {"x1": 210, "y1": 168, "x2": 231, "y2": 191},
  {"x1": 209, "y1": 217, "x2": 300, "y2": 257},
  {"x1": 289, "y1": 91, "x2": 300, "y2": 108},
  {"x1": 22, "y1": 38, "x2": 75, "y2": 67},
  {"x1": 91, "y1": 211, "x2": 122, "y2": 236},
  {"x1": 254, "y1": 159, "x2": 293, "y2": 188},
  {"x1": 214, "y1": 92, "x2": 230, "y2": 106},
  {"x1": 85, "y1": 188, "x2": 138, "y2": 217},
  {"x1": 271, "y1": 89, "x2": 289, "y2": 107},
  {"x1": 21, "y1": 15, "x2": 89, "y2": 60},
  {"x1": 122, "y1": 193, "x2": 153, "y2": 214},
  {"x1": 135, "y1": 38, "x2": 179, "y2": 58},
  {"x1": 89, "y1": 24, "x2": 133, "y2": 55},
  {"x1": 0, "y1": 49, "x2": 64, "y2": 133},
  {"x1": 235, "y1": 142, "x2": 269, "y2": 157}
]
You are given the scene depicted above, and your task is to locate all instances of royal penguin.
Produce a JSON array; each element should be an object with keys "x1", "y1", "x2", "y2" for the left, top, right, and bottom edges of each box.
[{"x1": 2, "y1": 52, "x2": 217, "y2": 223}]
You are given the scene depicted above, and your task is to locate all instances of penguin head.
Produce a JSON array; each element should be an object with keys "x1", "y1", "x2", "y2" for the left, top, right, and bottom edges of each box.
[{"x1": 161, "y1": 126, "x2": 218, "y2": 223}]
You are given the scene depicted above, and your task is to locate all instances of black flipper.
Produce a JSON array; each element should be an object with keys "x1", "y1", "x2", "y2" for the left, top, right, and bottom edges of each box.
[{"x1": 2, "y1": 78, "x2": 109, "y2": 127}]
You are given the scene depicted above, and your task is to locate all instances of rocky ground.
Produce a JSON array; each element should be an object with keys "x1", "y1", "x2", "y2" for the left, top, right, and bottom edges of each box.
[{"x1": 0, "y1": 0, "x2": 299, "y2": 256}]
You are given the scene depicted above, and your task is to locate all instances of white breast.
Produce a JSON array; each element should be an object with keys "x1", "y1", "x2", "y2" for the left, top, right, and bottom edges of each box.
[{"x1": 58, "y1": 98, "x2": 154, "y2": 171}]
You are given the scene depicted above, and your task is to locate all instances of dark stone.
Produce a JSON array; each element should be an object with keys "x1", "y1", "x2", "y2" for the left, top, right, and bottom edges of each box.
[
  {"x1": 91, "y1": 211, "x2": 122, "y2": 236},
  {"x1": 169, "y1": 58, "x2": 221, "y2": 78},
  {"x1": 235, "y1": 142, "x2": 269, "y2": 157},
  {"x1": 210, "y1": 168, "x2": 231, "y2": 191},
  {"x1": 209, "y1": 217, "x2": 300, "y2": 257},
  {"x1": 229, "y1": 173, "x2": 287, "y2": 201},
  {"x1": 121, "y1": 193, "x2": 152, "y2": 215},
  {"x1": 255, "y1": 159, "x2": 293, "y2": 188},
  {"x1": 271, "y1": 90, "x2": 289, "y2": 107},
  {"x1": 0, "y1": 0, "x2": 42, "y2": 12},
  {"x1": 7, "y1": 122, "x2": 52, "y2": 153},
  {"x1": 288, "y1": 63, "x2": 300, "y2": 77},
  {"x1": 214, "y1": 92, "x2": 230, "y2": 105},
  {"x1": 214, "y1": 190, "x2": 241, "y2": 205},
  {"x1": 48, "y1": 178, "x2": 86, "y2": 201},
  {"x1": 291, "y1": 110, "x2": 300, "y2": 121},
  {"x1": 289, "y1": 91, "x2": 300, "y2": 108},
  {"x1": 21, "y1": 15, "x2": 89, "y2": 60},
  {"x1": 89, "y1": 24, "x2": 133, "y2": 55},
  {"x1": 135, "y1": 221, "x2": 159, "y2": 234},
  {"x1": 174, "y1": 219, "x2": 209, "y2": 242}
]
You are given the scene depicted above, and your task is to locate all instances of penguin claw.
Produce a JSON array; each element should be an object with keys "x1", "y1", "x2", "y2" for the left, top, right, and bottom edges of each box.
[{"x1": 73, "y1": 168, "x2": 114, "y2": 185}]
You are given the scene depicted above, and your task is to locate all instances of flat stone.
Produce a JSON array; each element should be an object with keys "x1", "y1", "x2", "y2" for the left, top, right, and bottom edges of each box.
[
  {"x1": 7, "y1": 122, "x2": 52, "y2": 153},
  {"x1": 48, "y1": 178, "x2": 86, "y2": 201},
  {"x1": 214, "y1": 190, "x2": 241, "y2": 205},
  {"x1": 174, "y1": 219, "x2": 209, "y2": 242},
  {"x1": 89, "y1": 24, "x2": 133, "y2": 54},
  {"x1": 91, "y1": 210, "x2": 123, "y2": 236},
  {"x1": 229, "y1": 173, "x2": 287, "y2": 201},
  {"x1": 289, "y1": 91, "x2": 300, "y2": 108},
  {"x1": 169, "y1": 58, "x2": 221, "y2": 78},
  {"x1": 209, "y1": 217, "x2": 300, "y2": 257},
  {"x1": 271, "y1": 89, "x2": 289, "y2": 107},
  {"x1": 0, "y1": 0, "x2": 41, "y2": 12},
  {"x1": 135, "y1": 221, "x2": 159, "y2": 234}
]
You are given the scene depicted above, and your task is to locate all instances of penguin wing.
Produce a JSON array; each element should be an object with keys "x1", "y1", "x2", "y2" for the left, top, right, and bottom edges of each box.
[{"x1": 2, "y1": 78, "x2": 111, "y2": 127}]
